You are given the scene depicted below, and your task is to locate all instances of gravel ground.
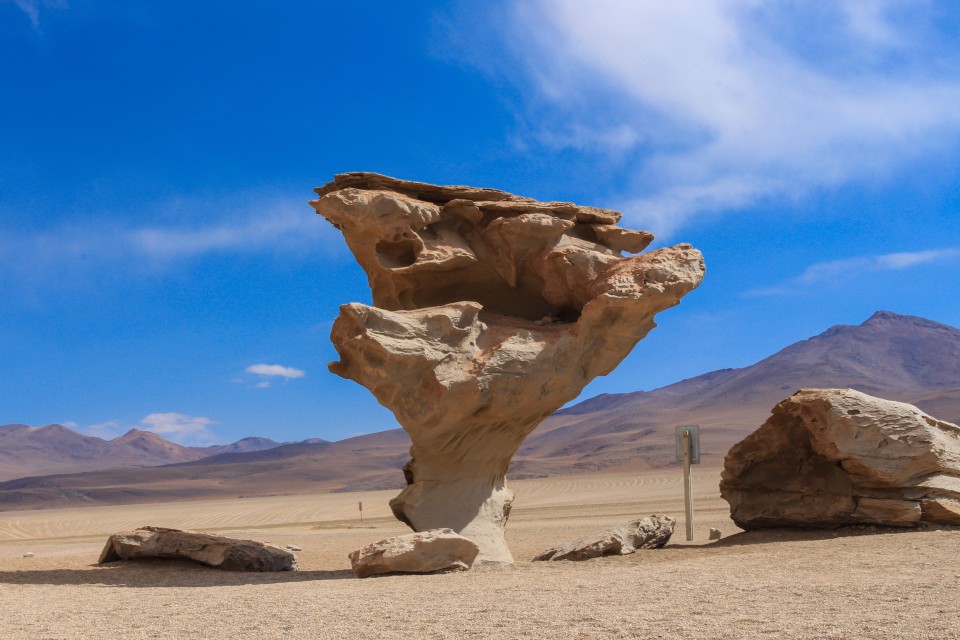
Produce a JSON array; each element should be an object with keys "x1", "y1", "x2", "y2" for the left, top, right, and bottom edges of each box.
[{"x1": 1, "y1": 471, "x2": 957, "y2": 639}]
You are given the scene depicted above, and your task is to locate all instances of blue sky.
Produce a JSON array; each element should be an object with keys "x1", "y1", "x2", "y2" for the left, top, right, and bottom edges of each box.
[{"x1": 3, "y1": 0, "x2": 959, "y2": 445}]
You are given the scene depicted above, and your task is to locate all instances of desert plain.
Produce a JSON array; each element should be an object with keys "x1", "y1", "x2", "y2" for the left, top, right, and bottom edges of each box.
[{"x1": 1, "y1": 467, "x2": 957, "y2": 640}]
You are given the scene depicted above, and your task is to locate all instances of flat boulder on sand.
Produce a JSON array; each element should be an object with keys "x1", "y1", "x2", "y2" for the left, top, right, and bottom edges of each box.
[
  {"x1": 721, "y1": 388, "x2": 960, "y2": 529},
  {"x1": 98, "y1": 526, "x2": 296, "y2": 571},
  {"x1": 533, "y1": 515, "x2": 676, "y2": 561},
  {"x1": 349, "y1": 529, "x2": 480, "y2": 578}
]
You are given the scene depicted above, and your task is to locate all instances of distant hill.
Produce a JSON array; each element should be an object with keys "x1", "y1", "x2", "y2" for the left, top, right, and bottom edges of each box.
[
  {"x1": 0, "y1": 431, "x2": 409, "y2": 510},
  {"x1": 2, "y1": 310, "x2": 958, "y2": 510},
  {"x1": 0, "y1": 425, "x2": 208, "y2": 481},
  {"x1": 0, "y1": 426, "x2": 319, "y2": 482},
  {"x1": 194, "y1": 437, "x2": 287, "y2": 456},
  {"x1": 511, "y1": 310, "x2": 960, "y2": 475}
]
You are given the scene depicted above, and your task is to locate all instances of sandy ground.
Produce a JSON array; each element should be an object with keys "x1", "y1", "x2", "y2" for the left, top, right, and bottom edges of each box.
[{"x1": 0, "y1": 467, "x2": 958, "y2": 639}]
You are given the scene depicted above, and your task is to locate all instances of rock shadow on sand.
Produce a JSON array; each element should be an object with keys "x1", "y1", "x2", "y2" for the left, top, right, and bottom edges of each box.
[
  {"x1": 0, "y1": 560, "x2": 355, "y2": 587},
  {"x1": 676, "y1": 523, "x2": 960, "y2": 550}
]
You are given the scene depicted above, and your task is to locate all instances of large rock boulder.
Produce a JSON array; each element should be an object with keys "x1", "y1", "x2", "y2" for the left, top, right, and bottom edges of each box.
[
  {"x1": 533, "y1": 515, "x2": 676, "y2": 561},
  {"x1": 720, "y1": 389, "x2": 960, "y2": 529},
  {"x1": 311, "y1": 173, "x2": 704, "y2": 562},
  {"x1": 349, "y1": 529, "x2": 480, "y2": 578},
  {"x1": 98, "y1": 526, "x2": 297, "y2": 571}
]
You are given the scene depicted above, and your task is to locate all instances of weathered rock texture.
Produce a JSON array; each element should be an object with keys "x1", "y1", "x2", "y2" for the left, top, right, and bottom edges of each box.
[
  {"x1": 98, "y1": 527, "x2": 296, "y2": 571},
  {"x1": 311, "y1": 173, "x2": 704, "y2": 562},
  {"x1": 721, "y1": 389, "x2": 960, "y2": 529},
  {"x1": 348, "y1": 528, "x2": 480, "y2": 578},
  {"x1": 533, "y1": 515, "x2": 676, "y2": 561}
]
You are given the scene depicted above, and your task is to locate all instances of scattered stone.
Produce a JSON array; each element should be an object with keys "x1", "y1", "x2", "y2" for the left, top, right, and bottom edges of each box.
[
  {"x1": 709, "y1": 528, "x2": 722, "y2": 540},
  {"x1": 313, "y1": 173, "x2": 704, "y2": 562},
  {"x1": 533, "y1": 515, "x2": 676, "y2": 561},
  {"x1": 721, "y1": 389, "x2": 960, "y2": 529},
  {"x1": 98, "y1": 526, "x2": 296, "y2": 571},
  {"x1": 348, "y1": 529, "x2": 480, "y2": 578},
  {"x1": 22, "y1": 552, "x2": 34, "y2": 558},
  {"x1": 286, "y1": 545, "x2": 303, "y2": 551}
]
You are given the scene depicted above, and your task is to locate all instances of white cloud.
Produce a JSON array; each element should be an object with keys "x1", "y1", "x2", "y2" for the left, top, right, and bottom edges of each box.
[
  {"x1": 139, "y1": 412, "x2": 216, "y2": 444},
  {"x1": 245, "y1": 364, "x2": 306, "y2": 379},
  {"x1": 76, "y1": 420, "x2": 123, "y2": 439},
  {"x1": 842, "y1": 1, "x2": 904, "y2": 48},
  {"x1": 8, "y1": 0, "x2": 66, "y2": 29},
  {"x1": 746, "y1": 248, "x2": 959, "y2": 297},
  {"x1": 0, "y1": 193, "x2": 340, "y2": 288},
  {"x1": 73, "y1": 414, "x2": 218, "y2": 444},
  {"x1": 465, "y1": 0, "x2": 960, "y2": 236},
  {"x1": 12, "y1": 0, "x2": 39, "y2": 26},
  {"x1": 129, "y1": 208, "x2": 327, "y2": 261}
]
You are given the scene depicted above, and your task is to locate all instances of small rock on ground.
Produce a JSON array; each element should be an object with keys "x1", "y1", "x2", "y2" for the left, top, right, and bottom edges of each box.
[{"x1": 533, "y1": 515, "x2": 676, "y2": 561}]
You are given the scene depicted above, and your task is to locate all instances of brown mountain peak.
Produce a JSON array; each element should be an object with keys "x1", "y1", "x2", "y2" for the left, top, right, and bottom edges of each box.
[{"x1": 114, "y1": 428, "x2": 158, "y2": 441}]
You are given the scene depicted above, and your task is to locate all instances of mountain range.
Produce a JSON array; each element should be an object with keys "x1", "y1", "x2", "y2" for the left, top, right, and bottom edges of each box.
[
  {"x1": 2, "y1": 310, "x2": 958, "y2": 510},
  {"x1": 0, "y1": 427, "x2": 325, "y2": 483}
]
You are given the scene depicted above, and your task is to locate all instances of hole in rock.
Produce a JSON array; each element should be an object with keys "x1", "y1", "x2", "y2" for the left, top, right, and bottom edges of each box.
[
  {"x1": 376, "y1": 237, "x2": 419, "y2": 269},
  {"x1": 419, "y1": 222, "x2": 440, "y2": 240},
  {"x1": 413, "y1": 279, "x2": 578, "y2": 323},
  {"x1": 567, "y1": 224, "x2": 600, "y2": 245}
]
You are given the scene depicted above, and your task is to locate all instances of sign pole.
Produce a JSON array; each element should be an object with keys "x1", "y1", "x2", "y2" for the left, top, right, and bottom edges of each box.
[
  {"x1": 682, "y1": 430, "x2": 693, "y2": 541},
  {"x1": 674, "y1": 424, "x2": 700, "y2": 542},
  {"x1": 358, "y1": 501, "x2": 363, "y2": 524}
]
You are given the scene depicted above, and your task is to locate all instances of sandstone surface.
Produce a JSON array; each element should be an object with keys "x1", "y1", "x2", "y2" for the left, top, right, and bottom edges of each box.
[
  {"x1": 98, "y1": 526, "x2": 296, "y2": 571},
  {"x1": 311, "y1": 172, "x2": 704, "y2": 562},
  {"x1": 532, "y1": 515, "x2": 676, "y2": 561},
  {"x1": 720, "y1": 388, "x2": 960, "y2": 529},
  {"x1": 348, "y1": 528, "x2": 480, "y2": 578}
]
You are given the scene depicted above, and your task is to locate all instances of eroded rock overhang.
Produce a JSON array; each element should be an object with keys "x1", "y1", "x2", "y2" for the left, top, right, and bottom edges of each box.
[{"x1": 311, "y1": 172, "x2": 705, "y2": 562}]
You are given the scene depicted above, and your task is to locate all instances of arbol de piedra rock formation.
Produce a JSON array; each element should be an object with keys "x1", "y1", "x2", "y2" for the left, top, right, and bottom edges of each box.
[{"x1": 311, "y1": 173, "x2": 705, "y2": 562}]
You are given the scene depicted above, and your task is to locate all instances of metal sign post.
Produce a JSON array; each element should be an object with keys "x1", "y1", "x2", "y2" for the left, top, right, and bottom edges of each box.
[{"x1": 675, "y1": 425, "x2": 701, "y2": 541}]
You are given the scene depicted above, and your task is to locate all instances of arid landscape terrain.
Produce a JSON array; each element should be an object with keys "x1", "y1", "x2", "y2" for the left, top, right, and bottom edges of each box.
[
  {"x1": 3, "y1": 311, "x2": 959, "y2": 510},
  {"x1": 7, "y1": 4, "x2": 960, "y2": 639},
  {"x1": 1, "y1": 467, "x2": 957, "y2": 639},
  {"x1": 2, "y1": 312, "x2": 958, "y2": 638}
]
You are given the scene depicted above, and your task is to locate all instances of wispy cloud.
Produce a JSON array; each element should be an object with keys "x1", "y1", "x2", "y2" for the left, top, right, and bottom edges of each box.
[
  {"x1": 11, "y1": 0, "x2": 39, "y2": 26},
  {"x1": 74, "y1": 413, "x2": 218, "y2": 444},
  {"x1": 138, "y1": 412, "x2": 217, "y2": 444},
  {"x1": 242, "y1": 363, "x2": 306, "y2": 389},
  {"x1": 77, "y1": 420, "x2": 123, "y2": 439},
  {"x1": 245, "y1": 363, "x2": 305, "y2": 379},
  {"x1": 745, "y1": 248, "x2": 960, "y2": 297},
  {"x1": 8, "y1": 0, "x2": 66, "y2": 29},
  {"x1": 454, "y1": 1, "x2": 960, "y2": 236},
  {"x1": 0, "y1": 193, "x2": 340, "y2": 290},
  {"x1": 129, "y1": 209, "x2": 328, "y2": 261}
]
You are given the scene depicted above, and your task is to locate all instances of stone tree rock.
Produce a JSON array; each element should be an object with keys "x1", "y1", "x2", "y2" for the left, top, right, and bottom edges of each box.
[
  {"x1": 720, "y1": 389, "x2": 960, "y2": 529},
  {"x1": 98, "y1": 527, "x2": 297, "y2": 571},
  {"x1": 311, "y1": 173, "x2": 705, "y2": 562},
  {"x1": 349, "y1": 529, "x2": 480, "y2": 578},
  {"x1": 533, "y1": 515, "x2": 676, "y2": 561}
]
